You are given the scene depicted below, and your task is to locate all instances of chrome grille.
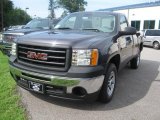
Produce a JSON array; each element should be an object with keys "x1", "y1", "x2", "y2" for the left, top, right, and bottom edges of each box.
[{"x1": 17, "y1": 44, "x2": 69, "y2": 71}]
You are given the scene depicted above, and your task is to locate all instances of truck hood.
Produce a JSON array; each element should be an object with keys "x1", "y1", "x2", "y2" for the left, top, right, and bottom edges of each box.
[
  {"x1": 18, "y1": 30, "x2": 112, "y2": 48},
  {"x1": 3, "y1": 28, "x2": 46, "y2": 35}
]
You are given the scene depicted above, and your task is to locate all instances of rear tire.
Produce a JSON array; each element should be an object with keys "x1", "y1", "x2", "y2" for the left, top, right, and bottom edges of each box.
[
  {"x1": 130, "y1": 53, "x2": 140, "y2": 69},
  {"x1": 99, "y1": 63, "x2": 117, "y2": 103},
  {"x1": 153, "y1": 41, "x2": 160, "y2": 49}
]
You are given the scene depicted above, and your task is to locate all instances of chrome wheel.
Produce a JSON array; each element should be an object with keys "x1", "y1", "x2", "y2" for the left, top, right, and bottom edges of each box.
[
  {"x1": 99, "y1": 63, "x2": 117, "y2": 103},
  {"x1": 107, "y1": 71, "x2": 116, "y2": 97},
  {"x1": 153, "y1": 42, "x2": 160, "y2": 49}
]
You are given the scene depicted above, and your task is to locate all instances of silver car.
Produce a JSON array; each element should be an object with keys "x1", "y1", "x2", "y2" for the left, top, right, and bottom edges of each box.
[{"x1": 143, "y1": 29, "x2": 160, "y2": 49}]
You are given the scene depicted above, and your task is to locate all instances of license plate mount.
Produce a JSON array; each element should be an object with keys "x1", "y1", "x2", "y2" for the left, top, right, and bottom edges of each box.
[{"x1": 29, "y1": 81, "x2": 44, "y2": 94}]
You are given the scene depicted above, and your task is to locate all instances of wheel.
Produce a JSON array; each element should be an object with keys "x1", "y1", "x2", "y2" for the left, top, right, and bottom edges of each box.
[
  {"x1": 130, "y1": 53, "x2": 140, "y2": 69},
  {"x1": 99, "y1": 63, "x2": 117, "y2": 103},
  {"x1": 153, "y1": 41, "x2": 160, "y2": 49}
]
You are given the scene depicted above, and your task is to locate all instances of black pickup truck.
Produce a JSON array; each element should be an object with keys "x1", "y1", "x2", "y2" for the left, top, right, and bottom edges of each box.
[{"x1": 9, "y1": 12, "x2": 143, "y2": 103}]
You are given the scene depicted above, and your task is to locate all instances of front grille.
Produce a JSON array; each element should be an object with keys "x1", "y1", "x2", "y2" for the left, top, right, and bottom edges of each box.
[{"x1": 17, "y1": 44, "x2": 70, "y2": 71}]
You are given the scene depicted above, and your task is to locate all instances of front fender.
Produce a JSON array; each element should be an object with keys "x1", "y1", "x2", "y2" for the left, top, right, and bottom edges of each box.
[{"x1": 102, "y1": 42, "x2": 120, "y2": 74}]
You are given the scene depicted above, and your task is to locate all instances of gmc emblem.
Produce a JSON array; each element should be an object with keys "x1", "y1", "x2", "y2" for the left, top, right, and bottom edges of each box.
[{"x1": 27, "y1": 51, "x2": 48, "y2": 60}]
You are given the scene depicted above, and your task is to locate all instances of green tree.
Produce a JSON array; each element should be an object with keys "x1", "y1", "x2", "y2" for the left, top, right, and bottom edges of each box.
[
  {"x1": 60, "y1": 10, "x2": 68, "y2": 18},
  {"x1": 58, "y1": 0, "x2": 87, "y2": 13},
  {"x1": 0, "y1": 0, "x2": 14, "y2": 30},
  {"x1": 0, "y1": 0, "x2": 31, "y2": 31},
  {"x1": 10, "y1": 8, "x2": 31, "y2": 25},
  {"x1": 48, "y1": 0, "x2": 59, "y2": 18}
]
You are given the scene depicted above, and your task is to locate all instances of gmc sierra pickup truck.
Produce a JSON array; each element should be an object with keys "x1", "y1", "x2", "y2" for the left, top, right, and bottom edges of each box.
[
  {"x1": 0, "y1": 18, "x2": 60, "y2": 56},
  {"x1": 9, "y1": 12, "x2": 143, "y2": 103}
]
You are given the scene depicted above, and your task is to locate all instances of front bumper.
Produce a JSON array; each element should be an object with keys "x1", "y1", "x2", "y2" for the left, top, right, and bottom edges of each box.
[
  {"x1": 10, "y1": 65, "x2": 104, "y2": 101},
  {"x1": 0, "y1": 41, "x2": 12, "y2": 56}
]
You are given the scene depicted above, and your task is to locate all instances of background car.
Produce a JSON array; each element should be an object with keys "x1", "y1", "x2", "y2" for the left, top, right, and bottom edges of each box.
[
  {"x1": 0, "y1": 18, "x2": 60, "y2": 56},
  {"x1": 6, "y1": 25, "x2": 25, "y2": 31},
  {"x1": 143, "y1": 29, "x2": 160, "y2": 49}
]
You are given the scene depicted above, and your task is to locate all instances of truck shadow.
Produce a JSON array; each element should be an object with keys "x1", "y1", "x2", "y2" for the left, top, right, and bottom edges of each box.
[{"x1": 31, "y1": 59, "x2": 160, "y2": 111}]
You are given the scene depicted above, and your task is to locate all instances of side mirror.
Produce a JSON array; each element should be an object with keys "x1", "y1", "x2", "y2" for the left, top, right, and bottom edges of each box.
[{"x1": 119, "y1": 27, "x2": 137, "y2": 36}]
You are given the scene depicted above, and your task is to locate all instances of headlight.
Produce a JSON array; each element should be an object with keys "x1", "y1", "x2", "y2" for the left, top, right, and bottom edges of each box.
[
  {"x1": 10, "y1": 43, "x2": 17, "y2": 56},
  {"x1": 72, "y1": 49, "x2": 99, "y2": 66}
]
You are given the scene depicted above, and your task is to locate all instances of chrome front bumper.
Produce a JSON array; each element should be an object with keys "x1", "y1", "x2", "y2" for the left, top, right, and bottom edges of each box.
[{"x1": 10, "y1": 65, "x2": 104, "y2": 95}]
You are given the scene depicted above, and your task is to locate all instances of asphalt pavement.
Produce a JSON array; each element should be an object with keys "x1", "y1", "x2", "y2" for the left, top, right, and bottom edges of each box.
[{"x1": 19, "y1": 47, "x2": 160, "y2": 120}]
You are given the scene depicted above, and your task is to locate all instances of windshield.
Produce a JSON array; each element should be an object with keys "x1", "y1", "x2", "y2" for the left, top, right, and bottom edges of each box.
[
  {"x1": 24, "y1": 19, "x2": 50, "y2": 29},
  {"x1": 55, "y1": 12, "x2": 116, "y2": 33}
]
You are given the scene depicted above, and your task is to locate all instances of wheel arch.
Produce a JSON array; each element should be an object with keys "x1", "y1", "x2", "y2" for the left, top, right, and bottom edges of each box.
[
  {"x1": 105, "y1": 54, "x2": 121, "y2": 72},
  {"x1": 153, "y1": 40, "x2": 160, "y2": 45}
]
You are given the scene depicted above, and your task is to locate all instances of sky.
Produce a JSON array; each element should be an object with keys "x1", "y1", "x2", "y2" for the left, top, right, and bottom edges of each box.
[{"x1": 11, "y1": 0, "x2": 156, "y2": 18}]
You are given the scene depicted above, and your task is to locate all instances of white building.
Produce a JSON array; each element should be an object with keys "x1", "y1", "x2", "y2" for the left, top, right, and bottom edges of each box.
[{"x1": 100, "y1": 1, "x2": 160, "y2": 31}]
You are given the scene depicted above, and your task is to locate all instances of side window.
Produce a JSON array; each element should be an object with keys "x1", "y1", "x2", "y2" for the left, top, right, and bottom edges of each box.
[
  {"x1": 145, "y1": 30, "x2": 160, "y2": 36},
  {"x1": 145, "y1": 30, "x2": 151, "y2": 36},
  {"x1": 120, "y1": 15, "x2": 128, "y2": 30}
]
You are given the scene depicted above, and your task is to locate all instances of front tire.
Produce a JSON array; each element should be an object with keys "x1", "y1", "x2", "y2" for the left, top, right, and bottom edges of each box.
[
  {"x1": 130, "y1": 53, "x2": 140, "y2": 69},
  {"x1": 153, "y1": 41, "x2": 160, "y2": 49},
  {"x1": 99, "y1": 63, "x2": 117, "y2": 103}
]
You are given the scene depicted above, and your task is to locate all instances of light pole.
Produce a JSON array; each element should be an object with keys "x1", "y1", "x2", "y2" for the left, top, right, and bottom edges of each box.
[
  {"x1": 25, "y1": 7, "x2": 29, "y2": 13},
  {"x1": 25, "y1": 7, "x2": 29, "y2": 23}
]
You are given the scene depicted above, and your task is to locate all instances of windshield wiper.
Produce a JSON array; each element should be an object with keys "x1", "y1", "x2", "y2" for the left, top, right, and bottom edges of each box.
[
  {"x1": 56, "y1": 27, "x2": 72, "y2": 30},
  {"x1": 82, "y1": 28, "x2": 103, "y2": 32}
]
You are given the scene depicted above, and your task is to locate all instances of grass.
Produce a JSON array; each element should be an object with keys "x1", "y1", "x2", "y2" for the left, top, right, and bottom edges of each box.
[{"x1": 0, "y1": 52, "x2": 26, "y2": 120}]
